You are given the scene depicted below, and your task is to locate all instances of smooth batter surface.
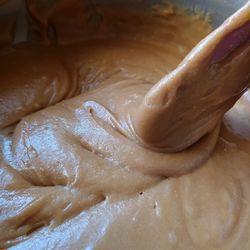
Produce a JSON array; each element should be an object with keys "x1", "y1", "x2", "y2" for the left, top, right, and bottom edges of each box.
[{"x1": 1, "y1": 1, "x2": 250, "y2": 250}]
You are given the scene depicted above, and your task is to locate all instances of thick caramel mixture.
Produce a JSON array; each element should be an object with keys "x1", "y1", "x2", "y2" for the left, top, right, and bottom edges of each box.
[{"x1": 1, "y1": 2, "x2": 250, "y2": 250}]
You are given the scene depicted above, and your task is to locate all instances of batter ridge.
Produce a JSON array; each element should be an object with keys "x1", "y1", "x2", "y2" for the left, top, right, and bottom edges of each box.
[{"x1": 1, "y1": 1, "x2": 250, "y2": 249}]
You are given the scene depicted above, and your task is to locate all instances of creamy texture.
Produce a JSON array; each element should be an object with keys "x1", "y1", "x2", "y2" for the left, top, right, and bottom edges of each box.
[
  {"x1": 1, "y1": 2, "x2": 250, "y2": 250},
  {"x1": 132, "y1": 4, "x2": 250, "y2": 152}
]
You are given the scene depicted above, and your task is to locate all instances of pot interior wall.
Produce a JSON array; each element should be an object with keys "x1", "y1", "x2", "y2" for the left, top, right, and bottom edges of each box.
[{"x1": 0, "y1": 0, "x2": 248, "y2": 44}]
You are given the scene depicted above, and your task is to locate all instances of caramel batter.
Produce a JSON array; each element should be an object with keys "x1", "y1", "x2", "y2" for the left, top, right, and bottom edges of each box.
[{"x1": 1, "y1": 1, "x2": 250, "y2": 250}]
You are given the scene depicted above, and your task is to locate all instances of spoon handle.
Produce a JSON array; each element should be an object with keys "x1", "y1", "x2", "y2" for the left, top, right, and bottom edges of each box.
[{"x1": 132, "y1": 1, "x2": 250, "y2": 152}]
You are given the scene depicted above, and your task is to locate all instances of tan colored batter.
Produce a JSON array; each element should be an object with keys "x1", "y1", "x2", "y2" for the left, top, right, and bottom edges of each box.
[{"x1": 1, "y1": 1, "x2": 250, "y2": 249}]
